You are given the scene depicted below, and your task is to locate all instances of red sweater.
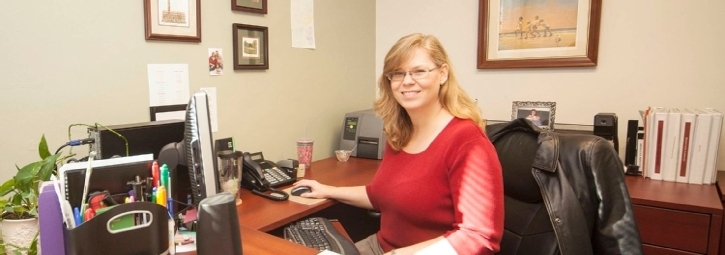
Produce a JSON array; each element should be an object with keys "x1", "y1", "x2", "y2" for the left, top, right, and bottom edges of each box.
[{"x1": 366, "y1": 118, "x2": 504, "y2": 255}]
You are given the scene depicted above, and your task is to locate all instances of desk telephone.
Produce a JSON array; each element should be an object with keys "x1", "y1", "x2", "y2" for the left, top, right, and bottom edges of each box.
[{"x1": 241, "y1": 152, "x2": 297, "y2": 201}]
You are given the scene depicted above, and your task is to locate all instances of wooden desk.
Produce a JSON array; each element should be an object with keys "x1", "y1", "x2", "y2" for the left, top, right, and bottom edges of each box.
[
  {"x1": 237, "y1": 157, "x2": 381, "y2": 232},
  {"x1": 220, "y1": 157, "x2": 379, "y2": 254},
  {"x1": 715, "y1": 171, "x2": 725, "y2": 255},
  {"x1": 177, "y1": 225, "x2": 319, "y2": 255},
  {"x1": 627, "y1": 176, "x2": 723, "y2": 254}
]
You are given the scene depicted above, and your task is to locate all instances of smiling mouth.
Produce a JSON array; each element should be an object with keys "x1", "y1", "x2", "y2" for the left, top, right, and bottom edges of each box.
[{"x1": 401, "y1": 91, "x2": 419, "y2": 97}]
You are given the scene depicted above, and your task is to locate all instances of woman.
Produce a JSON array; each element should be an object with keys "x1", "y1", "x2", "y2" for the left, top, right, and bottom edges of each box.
[
  {"x1": 293, "y1": 33, "x2": 503, "y2": 255},
  {"x1": 525, "y1": 109, "x2": 542, "y2": 126}
]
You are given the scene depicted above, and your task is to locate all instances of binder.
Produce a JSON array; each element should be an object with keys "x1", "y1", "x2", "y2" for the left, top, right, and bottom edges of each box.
[
  {"x1": 649, "y1": 108, "x2": 668, "y2": 180},
  {"x1": 700, "y1": 108, "x2": 723, "y2": 184},
  {"x1": 662, "y1": 109, "x2": 681, "y2": 182},
  {"x1": 689, "y1": 109, "x2": 713, "y2": 184},
  {"x1": 676, "y1": 109, "x2": 696, "y2": 183}
]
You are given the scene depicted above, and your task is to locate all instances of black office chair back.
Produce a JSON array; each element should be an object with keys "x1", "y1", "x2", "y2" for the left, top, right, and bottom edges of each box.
[{"x1": 492, "y1": 131, "x2": 559, "y2": 255}]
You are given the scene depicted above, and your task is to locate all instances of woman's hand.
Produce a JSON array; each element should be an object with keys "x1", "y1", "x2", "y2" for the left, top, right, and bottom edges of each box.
[{"x1": 292, "y1": 179, "x2": 334, "y2": 199}]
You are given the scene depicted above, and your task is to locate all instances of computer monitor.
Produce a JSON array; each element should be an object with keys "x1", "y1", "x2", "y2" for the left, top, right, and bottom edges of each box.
[{"x1": 158, "y1": 91, "x2": 219, "y2": 206}]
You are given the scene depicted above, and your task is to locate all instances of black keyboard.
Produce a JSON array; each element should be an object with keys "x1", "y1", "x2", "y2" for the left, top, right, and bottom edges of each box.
[{"x1": 284, "y1": 217, "x2": 360, "y2": 255}]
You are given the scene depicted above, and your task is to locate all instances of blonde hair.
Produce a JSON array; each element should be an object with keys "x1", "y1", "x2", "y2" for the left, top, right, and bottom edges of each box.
[{"x1": 374, "y1": 33, "x2": 484, "y2": 151}]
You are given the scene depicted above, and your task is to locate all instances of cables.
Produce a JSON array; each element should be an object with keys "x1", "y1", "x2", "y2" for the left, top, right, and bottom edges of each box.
[{"x1": 55, "y1": 138, "x2": 96, "y2": 155}]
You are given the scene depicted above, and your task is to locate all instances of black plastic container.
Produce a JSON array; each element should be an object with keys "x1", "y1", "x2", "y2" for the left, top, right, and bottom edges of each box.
[{"x1": 63, "y1": 202, "x2": 169, "y2": 255}]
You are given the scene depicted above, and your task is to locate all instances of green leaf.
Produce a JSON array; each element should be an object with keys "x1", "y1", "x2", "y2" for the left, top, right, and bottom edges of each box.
[
  {"x1": 38, "y1": 153, "x2": 60, "y2": 182},
  {"x1": 14, "y1": 162, "x2": 41, "y2": 186},
  {"x1": 0, "y1": 179, "x2": 15, "y2": 196},
  {"x1": 38, "y1": 134, "x2": 51, "y2": 160},
  {"x1": 0, "y1": 200, "x2": 8, "y2": 208},
  {"x1": 11, "y1": 194, "x2": 22, "y2": 207}
]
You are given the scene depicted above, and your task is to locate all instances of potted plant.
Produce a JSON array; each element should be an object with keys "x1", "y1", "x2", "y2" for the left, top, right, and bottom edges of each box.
[{"x1": 0, "y1": 135, "x2": 61, "y2": 255}]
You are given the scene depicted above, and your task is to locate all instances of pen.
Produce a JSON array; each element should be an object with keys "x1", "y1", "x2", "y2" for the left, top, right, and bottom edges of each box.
[
  {"x1": 73, "y1": 207, "x2": 82, "y2": 226},
  {"x1": 80, "y1": 151, "x2": 97, "y2": 215},
  {"x1": 162, "y1": 164, "x2": 173, "y2": 215}
]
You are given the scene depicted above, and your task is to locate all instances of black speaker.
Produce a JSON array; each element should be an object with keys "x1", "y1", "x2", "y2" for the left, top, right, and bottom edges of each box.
[
  {"x1": 593, "y1": 113, "x2": 619, "y2": 152},
  {"x1": 197, "y1": 193, "x2": 243, "y2": 255},
  {"x1": 624, "y1": 120, "x2": 639, "y2": 165}
]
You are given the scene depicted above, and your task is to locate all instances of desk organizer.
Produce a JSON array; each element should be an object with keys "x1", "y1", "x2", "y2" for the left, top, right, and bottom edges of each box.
[{"x1": 63, "y1": 202, "x2": 169, "y2": 255}]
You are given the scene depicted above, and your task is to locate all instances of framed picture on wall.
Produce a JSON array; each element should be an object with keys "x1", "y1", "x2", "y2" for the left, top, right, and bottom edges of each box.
[
  {"x1": 512, "y1": 101, "x2": 557, "y2": 130},
  {"x1": 232, "y1": 0, "x2": 267, "y2": 14},
  {"x1": 233, "y1": 23, "x2": 269, "y2": 70},
  {"x1": 477, "y1": 0, "x2": 602, "y2": 69},
  {"x1": 144, "y1": 0, "x2": 202, "y2": 42}
]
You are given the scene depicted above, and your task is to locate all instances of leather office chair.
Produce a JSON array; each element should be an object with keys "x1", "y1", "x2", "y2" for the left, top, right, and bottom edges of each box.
[{"x1": 487, "y1": 119, "x2": 642, "y2": 255}]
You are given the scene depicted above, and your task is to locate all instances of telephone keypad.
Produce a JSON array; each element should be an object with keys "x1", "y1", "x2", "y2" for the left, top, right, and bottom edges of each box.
[{"x1": 263, "y1": 167, "x2": 294, "y2": 186}]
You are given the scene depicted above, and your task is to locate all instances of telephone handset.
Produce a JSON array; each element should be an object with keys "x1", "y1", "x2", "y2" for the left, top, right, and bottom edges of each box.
[{"x1": 241, "y1": 152, "x2": 292, "y2": 201}]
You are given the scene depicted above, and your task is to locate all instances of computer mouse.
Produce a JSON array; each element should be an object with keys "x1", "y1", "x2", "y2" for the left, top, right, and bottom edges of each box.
[{"x1": 291, "y1": 186, "x2": 312, "y2": 196}]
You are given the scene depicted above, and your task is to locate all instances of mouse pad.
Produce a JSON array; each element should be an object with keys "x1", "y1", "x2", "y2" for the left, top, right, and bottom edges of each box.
[{"x1": 282, "y1": 187, "x2": 328, "y2": 206}]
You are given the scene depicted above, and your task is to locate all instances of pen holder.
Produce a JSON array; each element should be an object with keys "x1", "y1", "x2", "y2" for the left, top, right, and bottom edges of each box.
[{"x1": 63, "y1": 202, "x2": 169, "y2": 255}]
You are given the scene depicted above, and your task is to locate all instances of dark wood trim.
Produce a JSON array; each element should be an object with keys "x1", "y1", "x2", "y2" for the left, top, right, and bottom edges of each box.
[
  {"x1": 144, "y1": 0, "x2": 202, "y2": 42},
  {"x1": 477, "y1": 0, "x2": 601, "y2": 69},
  {"x1": 232, "y1": 0, "x2": 268, "y2": 14}
]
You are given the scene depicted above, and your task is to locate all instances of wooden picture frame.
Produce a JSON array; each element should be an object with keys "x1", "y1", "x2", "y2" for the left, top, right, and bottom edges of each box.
[
  {"x1": 144, "y1": 0, "x2": 201, "y2": 42},
  {"x1": 512, "y1": 101, "x2": 557, "y2": 130},
  {"x1": 149, "y1": 104, "x2": 186, "y2": 121},
  {"x1": 477, "y1": 0, "x2": 601, "y2": 69},
  {"x1": 233, "y1": 23, "x2": 269, "y2": 70},
  {"x1": 232, "y1": 0, "x2": 267, "y2": 14}
]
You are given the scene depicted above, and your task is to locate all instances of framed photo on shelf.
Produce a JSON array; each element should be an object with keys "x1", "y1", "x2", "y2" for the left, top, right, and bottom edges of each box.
[
  {"x1": 477, "y1": 0, "x2": 601, "y2": 69},
  {"x1": 232, "y1": 0, "x2": 267, "y2": 14},
  {"x1": 512, "y1": 101, "x2": 557, "y2": 130},
  {"x1": 233, "y1": 23, "x2": 269, "y2": 70},
  {"x1": 144, "y1": 0, "x2": 201, "y2": 42}
]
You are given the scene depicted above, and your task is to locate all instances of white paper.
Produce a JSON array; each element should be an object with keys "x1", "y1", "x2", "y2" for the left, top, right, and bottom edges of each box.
[
  {"x1": 200, "y1": 87, "x2": 219, "y2": 132},
  {"x1": 291, "y1": 0, "x2": 316, "y2": 49},
  {"x1": 147, "y1": 64, "x2": 190, "y2": 107},
  {"x1": 317, "y1": 250, "x2": 340, "y2": 255},
  {"x1": 155, "y1": 111, "x2": 186, "y2": 121}
]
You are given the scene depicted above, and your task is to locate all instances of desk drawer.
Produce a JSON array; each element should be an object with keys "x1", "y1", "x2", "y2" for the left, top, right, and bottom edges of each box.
[
  {"x1": 643, "y1": 244, "x2": 699, "y2": 255},
  {"x1": 634, "y1": 205, "x2": 710, "y2": 254}
]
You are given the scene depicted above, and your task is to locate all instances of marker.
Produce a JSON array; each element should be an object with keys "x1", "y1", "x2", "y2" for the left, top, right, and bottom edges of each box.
[
  {"x1": 73, "y1": 207, "x2": 82, "y2": 226},
  {"x1": 152, "y1": 161, "x2": 160, "y2": 188},
  {"x1": 161, "y1": 164, "x2": 169, "y2": 192},
  {"x1": 151, "y1": 187, "x2": 157, "y2": 203},
  {"x1": 157, "y1": 186, "x2": 167, "y2": 208}
]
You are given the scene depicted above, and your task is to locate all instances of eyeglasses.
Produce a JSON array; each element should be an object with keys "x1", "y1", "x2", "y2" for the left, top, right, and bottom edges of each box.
[{"x1": 386, "y1": 66, "x2": 439, "y2": 82}]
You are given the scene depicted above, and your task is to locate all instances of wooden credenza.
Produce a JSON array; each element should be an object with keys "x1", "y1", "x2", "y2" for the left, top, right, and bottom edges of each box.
[{"x1": 626, "y1": 176, "x2": 723, "y2": 254}]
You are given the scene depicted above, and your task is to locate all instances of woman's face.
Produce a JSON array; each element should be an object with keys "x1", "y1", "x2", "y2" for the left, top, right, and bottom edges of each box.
[{"x1": 389, "y1": 47, "x2": 446, "y2": 113}]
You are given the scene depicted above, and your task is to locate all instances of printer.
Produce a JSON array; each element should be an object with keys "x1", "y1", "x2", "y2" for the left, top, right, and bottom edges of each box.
[{"x1": 339, "y1": 109, "x2": 386, "y2": 159}]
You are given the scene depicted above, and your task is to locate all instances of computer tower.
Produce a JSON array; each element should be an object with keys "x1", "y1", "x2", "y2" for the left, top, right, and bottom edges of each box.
[{"x1": 88, "y1": 119, "x2": 185, "y2": 159}]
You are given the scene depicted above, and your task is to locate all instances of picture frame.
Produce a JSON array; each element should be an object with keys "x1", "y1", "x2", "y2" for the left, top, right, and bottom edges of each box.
[
  {"x1": 477, "y1": 0, "x2": 601, "y2": 69},
  {"x1": 149, "y1": 104, "x2": 186, "y2": 121},
  {"x1": 144, "y1": 0, "x2": 202, "y2": 42},
  {"x1": 512, "y1": 101, "x2": 557, "y2": 130},
  {"x1": 233, "y1": 23, "x2": 269, "y2": 70},
  {"x1": 232, "y1": 0, "x2": 267, "y2": 14}
]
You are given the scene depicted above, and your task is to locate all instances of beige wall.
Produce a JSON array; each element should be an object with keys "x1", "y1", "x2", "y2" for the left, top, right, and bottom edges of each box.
[
  {"x1": 377, "y1": 0, "x2": 725, "y2": 170},
  {"x1": 0, "y1": 1, "x2": 376, "y2": 180}
]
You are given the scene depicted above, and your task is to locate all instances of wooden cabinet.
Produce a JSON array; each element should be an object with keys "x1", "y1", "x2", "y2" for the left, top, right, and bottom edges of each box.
[{"x1": 626, "y1": 176, "x2": 723, "y2": 254}]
